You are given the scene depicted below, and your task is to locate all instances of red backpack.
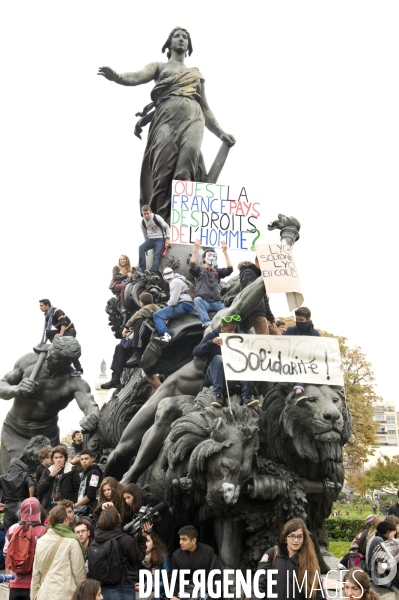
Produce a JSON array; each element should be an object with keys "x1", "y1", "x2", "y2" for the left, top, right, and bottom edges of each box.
[{"x1": 6, "y1": 523, "x2": 42, "y2": 574}]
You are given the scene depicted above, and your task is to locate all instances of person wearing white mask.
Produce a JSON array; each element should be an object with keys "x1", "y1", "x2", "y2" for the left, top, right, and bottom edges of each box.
[{"x1": 189, "y1": 239, "x2": 233, "y2": 327}]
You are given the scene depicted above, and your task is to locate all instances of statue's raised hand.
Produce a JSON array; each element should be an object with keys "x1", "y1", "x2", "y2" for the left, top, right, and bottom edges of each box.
[
  {"x1": 15, "y1": 378, "x2": 38, "y2": 395},
  {"x1": 79, "y1": 413, "x2": 99, "y2": 433},
  {"x1": 97, "y1": 66, "x2": 119, "y2": 82},
  {"x1": 220, "y1": 132, "x2": 236, "y2": 147}
]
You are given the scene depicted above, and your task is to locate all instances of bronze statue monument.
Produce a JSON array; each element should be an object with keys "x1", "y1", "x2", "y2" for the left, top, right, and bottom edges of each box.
[
  {"x1": 0, "y1": 337, "x2": 99, "y2": 472},
  {"x1": 98, "y1": 27, "x2": 235, "y2": 221}
]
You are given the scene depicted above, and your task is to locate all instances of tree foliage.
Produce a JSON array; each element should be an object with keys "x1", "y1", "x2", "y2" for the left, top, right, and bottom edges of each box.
[
  {"x1": 60, "y1": 429, "x2": 73, "y2": 447},
  {"x1": 277, "y1": 317, "x2": 379, "y2": 467},
  {"x1": 364, "y1": 455, "x2": 399, "y2": 491},
  {"x1": 346, "y1": 472, "x2": 370, "y2": 496}
]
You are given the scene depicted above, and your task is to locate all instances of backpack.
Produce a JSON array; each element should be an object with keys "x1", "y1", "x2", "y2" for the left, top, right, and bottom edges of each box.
[
  {"x1": 142, "y1": 215, "x2": 166, "y2": 240},
  {"x1": 371, "y1": 538, "x2": 399, "y2": 578},
  {"x1": 179, "y1": 276, "x2": 196, "y2": 300},
  {"x1": 87, "y1": 533, "x2": 125, "y2": 585},
  {"x1": 5, "y1": 523, "x2": 41, "y2": 574},
  {"x1": 347, "y1": 551, "x2": 363, "y2": 569}
]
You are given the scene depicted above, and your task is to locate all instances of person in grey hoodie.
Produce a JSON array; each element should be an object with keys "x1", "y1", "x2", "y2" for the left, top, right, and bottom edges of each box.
[
  {"x1": 0, "y1": 458, "x2": 35, "y2": 532},
  {"x1": 153, "y1": 267, "x2": 194, "y2": 343}
]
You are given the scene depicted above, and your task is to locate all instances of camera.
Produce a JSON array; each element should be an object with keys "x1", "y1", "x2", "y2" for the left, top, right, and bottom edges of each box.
[{"x1": 123, "y1": 502, "x2": 166, "y2": 539}]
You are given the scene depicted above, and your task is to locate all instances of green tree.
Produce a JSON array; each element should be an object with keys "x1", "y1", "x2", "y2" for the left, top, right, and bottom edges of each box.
[
  {"x1": 60, "y1": 430, "x2": 73, "y2": 447},
  {"x1": 365, "y1": 455, "x2": 399, "y2": 490},
  {"x1": 346, "y1": 472, "x2": 371, "y2": 497},
  {"x1": 277, "y1": 317, "x2": 379, "y2": 467}
]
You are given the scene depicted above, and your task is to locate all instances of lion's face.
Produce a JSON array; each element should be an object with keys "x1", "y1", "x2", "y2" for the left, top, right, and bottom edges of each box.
[
  {"x1": 205, "y1": 434, "x2": 256, "y2": 507},
  {"x1": 287, "y1": 385, "x2": 345, "y2": 441},
  {"x1": 278, "y1": 384, "x2": 351, "y2": 465}
]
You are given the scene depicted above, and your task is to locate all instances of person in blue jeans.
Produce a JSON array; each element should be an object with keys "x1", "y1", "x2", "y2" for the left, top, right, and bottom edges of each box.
[
  {"x1": 283, "y1": 306, "x2": 321, "y2": 406},
  {"x1": 139, "y1": 205, "x2": 171, "y2": 274},
  {"x1": 193, "y1": 314, "x2": 258, "y2": 408},
  {"x1": 189, "y1": 239, "x2": 233, "y2": 327},
  {"x1": 153, "y1": 267, "x2": 195, "y2": 343}
]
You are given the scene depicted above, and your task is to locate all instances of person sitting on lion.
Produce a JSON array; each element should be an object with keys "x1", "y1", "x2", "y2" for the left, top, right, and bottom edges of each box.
[
  {"x1": 193, "y1": 314, "x2": 258, "y2": 408},
  {"x1": 283, "y1": 306, "x2": 321, "y2": 406}
]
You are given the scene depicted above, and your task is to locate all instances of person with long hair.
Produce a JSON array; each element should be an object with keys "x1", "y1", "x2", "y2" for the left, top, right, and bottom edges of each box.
[
  {"x1": 91, "y1": 477, "x2": 125, "y2": 527},
  {"x1": 109, "y1": 255, "x2": 133, "y2": 309},
  {"x1": 31, "y1": 505, "x2": 86, "y2": 600},
  {"x1": 89, "y1": 506, "x2": 148, "y2": 600},
  {"x1": 365, "y1": 516, "x2": 385, "y2": 570},
  {"x1": 72, "y1": 579, "x2": 103, "y2": 600},
  {"x1": 122, "y1": 484, "x2": 172, "y2": 549},
  {"x1": 136, "y1": 531, "x2": 171, "y2": 600},
  {"x1": 343, "y1": 567, "x2": 382, "y2": 600},
  {"x1": 253, "y1": 518, "x2": 324, "y2": 600}
]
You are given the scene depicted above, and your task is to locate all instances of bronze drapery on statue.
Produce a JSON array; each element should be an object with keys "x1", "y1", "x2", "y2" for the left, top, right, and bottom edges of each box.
[{"x1": 137, "y1": 68, "x2": 208, "y2": 221}]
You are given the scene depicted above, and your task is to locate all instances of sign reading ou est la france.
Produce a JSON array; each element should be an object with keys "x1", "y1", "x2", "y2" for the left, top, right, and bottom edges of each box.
[
  {"x1": 170, "y1": 180, "x2": 261, "y2": 250},
  {"x1": 220, "y1": 334, "x2": 344, "y2": 385}
]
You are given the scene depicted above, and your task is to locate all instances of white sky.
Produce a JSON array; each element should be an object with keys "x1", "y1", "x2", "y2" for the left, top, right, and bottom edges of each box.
[{"x1": 0, "y1": 2, "x2": 398, "y2": 436}]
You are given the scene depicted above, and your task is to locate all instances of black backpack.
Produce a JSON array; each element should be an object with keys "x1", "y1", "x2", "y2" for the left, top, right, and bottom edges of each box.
[{"x1": 87, "y1": 533, "x2": 125, "y2": 585}]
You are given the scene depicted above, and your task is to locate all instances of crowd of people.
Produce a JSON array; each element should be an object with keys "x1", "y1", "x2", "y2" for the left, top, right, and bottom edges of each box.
[
  {"x1": 0, "y1": 207, "x2": 365, "y2": 599},
  {"x1": 0, "y1": 443, "x2": 226, "y2": 600},
  {"x1": 1, "y1": 459, "x2": 384, "y2": 600},
  {"x1": 336, "y1": 501, "x2": 399, "y2": 595},
  {"x1": 103, "y1": 204, "x2": 304, "y2": 396}
]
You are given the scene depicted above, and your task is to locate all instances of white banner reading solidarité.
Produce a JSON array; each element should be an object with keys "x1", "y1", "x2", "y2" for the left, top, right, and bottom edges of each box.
[
  {"x1": 220, "y1": 334, "x2": 343, "y2": 385},
  {"x1": 255, "y1": 242, "x2": 303, "y2": 311}
]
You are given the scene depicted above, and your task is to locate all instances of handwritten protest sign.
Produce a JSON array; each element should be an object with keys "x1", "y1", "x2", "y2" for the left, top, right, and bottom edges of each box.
[
  {"x1": 255, "y1": 242, "x2": 304, "y2": 311},
  {"x1": 170, "y1": 180, "x2": 261, "y2": 250},
  {"x1": 220, "y1": 334, "x2": 343, "y2": 385}
]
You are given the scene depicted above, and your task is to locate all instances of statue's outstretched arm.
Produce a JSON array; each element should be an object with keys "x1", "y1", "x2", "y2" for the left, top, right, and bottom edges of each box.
[
  {"x1": 97, "y1": 62, "x2": 160, "y2": 86},
  {"x1": 200, "y1": 82, "x2": 235, "y2": 147},
  {"x1": 75, "y1": 380, "x2": 100, "y2": 433}
]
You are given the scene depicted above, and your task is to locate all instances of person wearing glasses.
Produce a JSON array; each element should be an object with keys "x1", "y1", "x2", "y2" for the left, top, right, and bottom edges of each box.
[
  {"x1": 193, "y1": 314, "x2": 258, "y2": 408},
  {"x1": 252, "y1": 518, "x2": 324, "y2": 600},
  {"x1": 74, "y1": 519, "x2": 92, "y2": 572}
]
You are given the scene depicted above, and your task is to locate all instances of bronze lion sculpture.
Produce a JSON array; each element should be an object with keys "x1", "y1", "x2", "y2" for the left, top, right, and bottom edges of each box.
[{"x1": 148, "y1": 383, "x2": 350, "y2": 571}]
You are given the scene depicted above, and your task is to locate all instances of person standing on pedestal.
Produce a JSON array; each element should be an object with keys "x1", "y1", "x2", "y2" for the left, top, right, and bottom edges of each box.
[
  {"x1": 189, "y1": 239, "x2": 233, "y2": 328},
  {"x1": 138, "y1": 205, "x2": 171, "y2": 274}
]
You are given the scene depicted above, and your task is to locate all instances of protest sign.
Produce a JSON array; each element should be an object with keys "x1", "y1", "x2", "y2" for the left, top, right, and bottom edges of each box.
[
  {"x1": 255, "y1": 242, "x2": 304, "y2": 311},
  {"x1": 220, "y1": 334, "x2": 343, "y2": 385},
  {"x1": 170, "y1": 179, "x2": 261, "y2": 250}
]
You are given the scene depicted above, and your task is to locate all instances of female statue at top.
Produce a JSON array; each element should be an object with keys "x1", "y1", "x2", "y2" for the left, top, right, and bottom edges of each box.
[{"x1": 98, "y1": 27, "x2": 235, "y2": 221}]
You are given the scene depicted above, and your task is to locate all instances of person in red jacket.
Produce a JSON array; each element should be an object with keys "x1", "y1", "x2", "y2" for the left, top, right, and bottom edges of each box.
[{"x1": 4, "y1": 497, "x2": 47, "y2": 600}]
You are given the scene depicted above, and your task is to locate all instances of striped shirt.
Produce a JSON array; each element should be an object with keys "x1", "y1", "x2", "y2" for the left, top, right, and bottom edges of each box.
[{"x1": 46, "y1": 307, "x2": 74, "y2": 332}]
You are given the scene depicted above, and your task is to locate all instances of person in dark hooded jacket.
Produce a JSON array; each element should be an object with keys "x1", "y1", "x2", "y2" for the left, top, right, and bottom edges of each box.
[
  {"x1": 0, "y1": 458, "x2": 35, "y2": 532},
  {"x1": 238, "y1": 258, "x2": 278, "y2": 335},
  {"x1": 283, "y1": 306, "x2": 321, "y2": 406},
  {"x1": 252, "y1": 518, "x2": 324, "y2": 600},
  {"x1": 36, "y1": 445, "x2": 81, "y2": 510},
  {"x1": 89, "y1": 505, "x2": 148, "y2": 599}
]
